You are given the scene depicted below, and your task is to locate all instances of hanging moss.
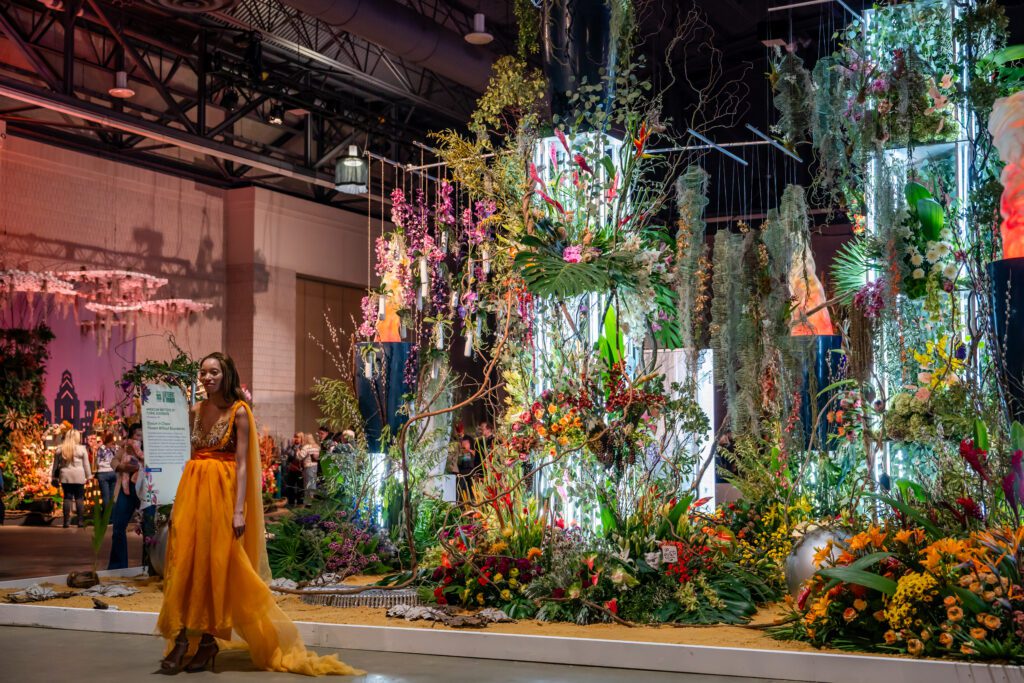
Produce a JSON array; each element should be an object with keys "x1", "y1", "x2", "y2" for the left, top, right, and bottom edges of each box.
[
  {"x1": 771, "y1": 50, "x2": 814, "y2": 146},
  {"x1": 675, "y1": 165, "x2": 710, "y2": 362}
]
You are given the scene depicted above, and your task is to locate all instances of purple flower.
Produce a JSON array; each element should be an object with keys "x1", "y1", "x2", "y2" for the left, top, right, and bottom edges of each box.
[
  {"x1": 562, "y1": 245, "x2": 583, "y2": 263},
  {"x1": 852, "y1": 279, "x2": 887, "y2": 319}
]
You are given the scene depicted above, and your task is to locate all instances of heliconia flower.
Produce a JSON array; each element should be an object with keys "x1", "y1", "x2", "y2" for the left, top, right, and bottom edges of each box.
[
  {"x1": 573, "y1": 153, "x2": 592, "y2": 174},
  {"x1": 604, "y1": 598, "x2": 618, "y2": 615},
  {"x1": 529, "y1": 162, "x2": 547, "y2": 192},
  {"x1": 554, "y1": 127, "x2": 571, "y2": 153},
  {"x1": 959, "y1": 438, "x2": 989, "y2": 481},
  {"x1": 606, "y1": 172, "x2": 619, "y2": 202},
  {"x1": 549, "y1": 143, "x2": 557, "y2": 167},
  {"x1": 633, "y1": 121, "x2": 649, "y2": 156},
  {"x1": 956, "y1": 497, "x2": 984, "y2": 520}
]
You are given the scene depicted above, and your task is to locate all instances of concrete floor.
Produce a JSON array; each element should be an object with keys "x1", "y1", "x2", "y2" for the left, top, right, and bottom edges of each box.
[
  {"x1": 0, "y1": 626, "x2": 798, "y2": 682},
  {"x1": 0, "y1": 524, "x2": 144, "y2": 579}
]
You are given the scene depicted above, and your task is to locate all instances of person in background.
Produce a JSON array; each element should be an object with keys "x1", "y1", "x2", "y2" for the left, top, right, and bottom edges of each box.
[
  {"x1": 108, "y1": 423, "x2": 143, "y2": 569},
  {"x1": 455, "y1": 435, "x2": 479, "y2": 505},
  {"x1": 475, "y1": 422, "x2": 495, "y2": 465},
  {"x1": 0, "y1": 467, "x2": 6, "y2": 526},
  {"x1": 335, "y1": 430, "x2": 356, "y2": 456},
  {"x1": 282, "y1": 432, "x2": 303, "y2": 507},
  {"x1": 300, "y1": 432, "x2": 320, "y2": 506},
  {"x1": 93, "y1": 432, "x2": 118, "y2": 508},
  {"x1": 57, "y1": 429, "x2": 91, "y2": 528}
]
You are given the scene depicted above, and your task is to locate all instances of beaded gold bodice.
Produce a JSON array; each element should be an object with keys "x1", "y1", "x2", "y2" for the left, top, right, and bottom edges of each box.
[{"x1": 190, "y1": 401, "x2": 240, "y2": 455}]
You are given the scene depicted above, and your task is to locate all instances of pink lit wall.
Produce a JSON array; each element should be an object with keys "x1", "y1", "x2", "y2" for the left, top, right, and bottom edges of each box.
[
  {"x1": 1, "y1": 136, "x2": 375, "y2": 437},
  {"x1": 0, "y1": 136, "x2": 226, "y2": 362}
]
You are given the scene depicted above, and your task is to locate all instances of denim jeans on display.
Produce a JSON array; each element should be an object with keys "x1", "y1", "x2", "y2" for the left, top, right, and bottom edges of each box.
[{"x1": 108, "y1": 481, "x2": 140, "y2": 570}]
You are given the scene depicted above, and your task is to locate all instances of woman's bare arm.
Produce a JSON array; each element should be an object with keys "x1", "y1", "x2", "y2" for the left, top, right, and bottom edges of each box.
[{"x1": 233, "y1": 405, "x2": 248, "y2": 539}]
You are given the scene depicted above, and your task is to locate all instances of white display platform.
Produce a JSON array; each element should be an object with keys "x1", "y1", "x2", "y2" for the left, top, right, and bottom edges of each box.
[{"x1": 1, "y1": 595, "x2": 1022, "y2": 683}]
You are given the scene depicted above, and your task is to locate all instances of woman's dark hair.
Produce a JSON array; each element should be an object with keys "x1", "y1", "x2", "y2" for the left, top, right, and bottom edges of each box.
[
  {"x1": 126, "y1": 423, "x2": 142, "y2": 438},
  {"x1": 202, "y1": 352, "x2": 246, "y2": 404},
  {"x1": 102, "y1": 432, "x2": 115, "y2": 445}
]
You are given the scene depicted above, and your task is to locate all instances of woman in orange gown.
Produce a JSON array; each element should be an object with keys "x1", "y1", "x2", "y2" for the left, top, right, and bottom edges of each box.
[{"x1": 156, "y1": 352, "x2": 362, "y2": 676}]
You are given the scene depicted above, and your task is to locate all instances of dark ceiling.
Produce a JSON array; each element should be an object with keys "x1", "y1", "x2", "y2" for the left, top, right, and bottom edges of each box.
[{"x1": 3, "y1": 0, "x2": 1017, "y2": 220}]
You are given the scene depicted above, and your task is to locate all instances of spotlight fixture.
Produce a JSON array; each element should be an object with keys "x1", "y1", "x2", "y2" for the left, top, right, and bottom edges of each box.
[
  {"x1": 267, "y1": 103, "x2": 284, "y2": 126},
  {"x1": 334, "y1": 145, "x2": 368, "y2": 194},
  {"x1": 464, "y1": 12, "x2": 493, "y2": 45},
  {"x1": 220, "y1": 88, "x2": 239, "y2": 111},
  {"x1": 108, "y1": 71, "x2": 135, "y2": 99}
]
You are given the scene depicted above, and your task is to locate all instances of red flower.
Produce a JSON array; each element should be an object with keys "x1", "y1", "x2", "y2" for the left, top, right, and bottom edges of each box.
[
  {"x1": 633, "y1": 121, "x2": 649, "y2": 156},
  {"x1": 604, "y1": 598, "x2": 618, "y2": 615},
  {"x1": 956, "y1": 497, "x2": 984, "y2": 520},
  {"x1": 554, "y1": 127, "x2": 571, "y2": 153},
  {"x1": 529, "y1": 162, "x2": 547, "y2": 192},
  {"x1": 796, "y1": 585, "x2": 812, "y2": 611},
  {"x1": 573, "y1": 153, "x2": 592, "y2": 174},
  {"x1": 959, "y1": 439, "x2": 989, "y2": 481}
]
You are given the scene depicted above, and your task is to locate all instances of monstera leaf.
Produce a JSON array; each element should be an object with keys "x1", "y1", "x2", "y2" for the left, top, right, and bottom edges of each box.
[{"x1": 515, "y1": 248, "x2": 612, "y2": 298}]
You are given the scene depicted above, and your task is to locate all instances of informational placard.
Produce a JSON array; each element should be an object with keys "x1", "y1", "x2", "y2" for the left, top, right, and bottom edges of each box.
[{"x1": 140, "y1": 383, "x2": 191, "y2": 508}]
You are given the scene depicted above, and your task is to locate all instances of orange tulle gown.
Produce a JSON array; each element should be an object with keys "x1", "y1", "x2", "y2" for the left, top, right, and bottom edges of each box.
[{"x1": 157, "y1": 400, "x2": 362, "y2": 676}]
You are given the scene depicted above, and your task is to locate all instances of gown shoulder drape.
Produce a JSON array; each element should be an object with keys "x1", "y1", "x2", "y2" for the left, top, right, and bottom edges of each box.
[{"x1": 157, "y1": 400, "x2": 362, "y2": 676}]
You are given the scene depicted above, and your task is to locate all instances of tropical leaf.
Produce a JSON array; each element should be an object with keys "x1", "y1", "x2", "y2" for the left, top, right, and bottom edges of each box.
[
  {"x1": 916, "y1": 198, "x2": 944, "y2": 241},
  {"x1": 830, "y1": 238, "x2": 876, "y2": 303},
  {"x1": 865, "y1": 492, "x2": 943, "y2": 539},
  {"x1": 1011, "y1": 421, "x2": 1024, "y2": 451},
  {"x1": 904, "y1": 182, "x2": 932, "y2": 216},
  {"x1": 974, "y1": 418, "x2": 989, "y2": 452},
  {"x1": 816, "y1": 567, "x2": 897, "y2": 595},
  {"x1": 515, "y1": 250, "x2": 611, "y2": 298}
]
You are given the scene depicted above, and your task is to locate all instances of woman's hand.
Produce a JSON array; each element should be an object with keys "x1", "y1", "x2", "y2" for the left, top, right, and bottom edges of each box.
[{"x1": 232, "y1": 510, "x2": 245, "y2": 539}]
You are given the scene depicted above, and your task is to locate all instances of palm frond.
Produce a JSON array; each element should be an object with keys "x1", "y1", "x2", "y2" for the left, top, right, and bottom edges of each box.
[{"x1": 830, "y1": 238, "x2": 877, "y2": 303}]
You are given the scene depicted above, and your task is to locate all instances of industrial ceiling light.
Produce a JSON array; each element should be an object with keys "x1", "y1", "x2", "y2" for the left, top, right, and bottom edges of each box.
[
  {"x1": 267, "y1": 103, "x2": 284, "y2": 126},
  {"x1": 108, "y1": 71, "x2": 135, "y2": 99},
  {"x1": 334, "y1": 145, "x2": 368, "y2": 194},
  {"x1": 464, "y1": 12, "x2": 493, "y2": 45}
]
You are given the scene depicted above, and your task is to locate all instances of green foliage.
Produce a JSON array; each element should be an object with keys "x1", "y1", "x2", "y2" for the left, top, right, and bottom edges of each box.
[
  {"x1": 120, "y1": 349, "x2": 200, "y2": 406},
  {"x1": 675, "y1": 165, "x2": 710, "y2": 355},
  {"x1": 771, "y1": 50, "x2": 813, "y2": 145},
  {"x1": 311, "y1": 377, "x2": 364, "y2": 440},
  {"x1": 830, "y1": 238, "x2": 875, "y2": 303},
  {"x1": 90, "y1": 499, "x2": 114, "y2": 571},
  {"x1": 597, "y1": 305, "x2": 625, "y2": 371},
  {"x1": 267, "y1": 519, "x2": 326, "y2": 581}
]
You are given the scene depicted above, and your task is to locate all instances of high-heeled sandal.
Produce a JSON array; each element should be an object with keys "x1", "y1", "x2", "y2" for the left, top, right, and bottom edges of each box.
[
  {"x1": 184, "y1": 635, "x2": 218, "y2": 673},
  {"x1": 160, "y1": 634, "x2": 190, "y2": 674}
]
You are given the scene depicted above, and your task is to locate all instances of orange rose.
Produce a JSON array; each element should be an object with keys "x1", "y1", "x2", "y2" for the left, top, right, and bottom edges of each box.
[{"x1": 947, "y1": 606, "x2": 964, "y2": 622}]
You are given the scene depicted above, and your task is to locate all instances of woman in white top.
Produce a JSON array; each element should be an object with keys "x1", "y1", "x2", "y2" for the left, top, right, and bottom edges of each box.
[
  {"x1": 57, "y1": 429, "x2": 91, "y2": 528},
  {"x1": 299, "y1": 433, "x2": 320, "y2": 506},
  {"x1": 93, "y1": 432, "x2": 118, "y2": 508}
]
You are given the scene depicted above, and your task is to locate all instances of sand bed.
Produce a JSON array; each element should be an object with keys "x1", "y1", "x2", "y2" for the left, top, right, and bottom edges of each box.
[{"x1": 0, "y1": 575, "x2": 841, "y2": 654}]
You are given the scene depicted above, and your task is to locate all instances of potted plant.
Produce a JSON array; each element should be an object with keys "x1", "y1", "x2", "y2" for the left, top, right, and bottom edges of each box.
[{"x1": 66, "y1": 499, "x2": 113, "y2": 588}]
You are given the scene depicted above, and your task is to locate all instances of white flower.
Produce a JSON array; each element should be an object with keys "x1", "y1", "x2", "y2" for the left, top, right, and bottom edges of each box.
[
  {"x1": 932, "y1": 262, "x2": 945, "y2": 275},
  {"x1": 910, "y1": 252, "x2": 924, "y2": 267},
  {"x1": 939, "y1": 228, "x2": 952, "y2": 240},
  {"x1": 942, "y1": 263, "x2": 957, "y2": 279},
  {"x1": 925, "y1": 246, "x2": 939, "y2": 263},
  {"x1": 912, "y1": 268, "x2": 925, "y2": 279},
  {"x1": 936, "y1": 242, "x2": 951, "y2": 259}
]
